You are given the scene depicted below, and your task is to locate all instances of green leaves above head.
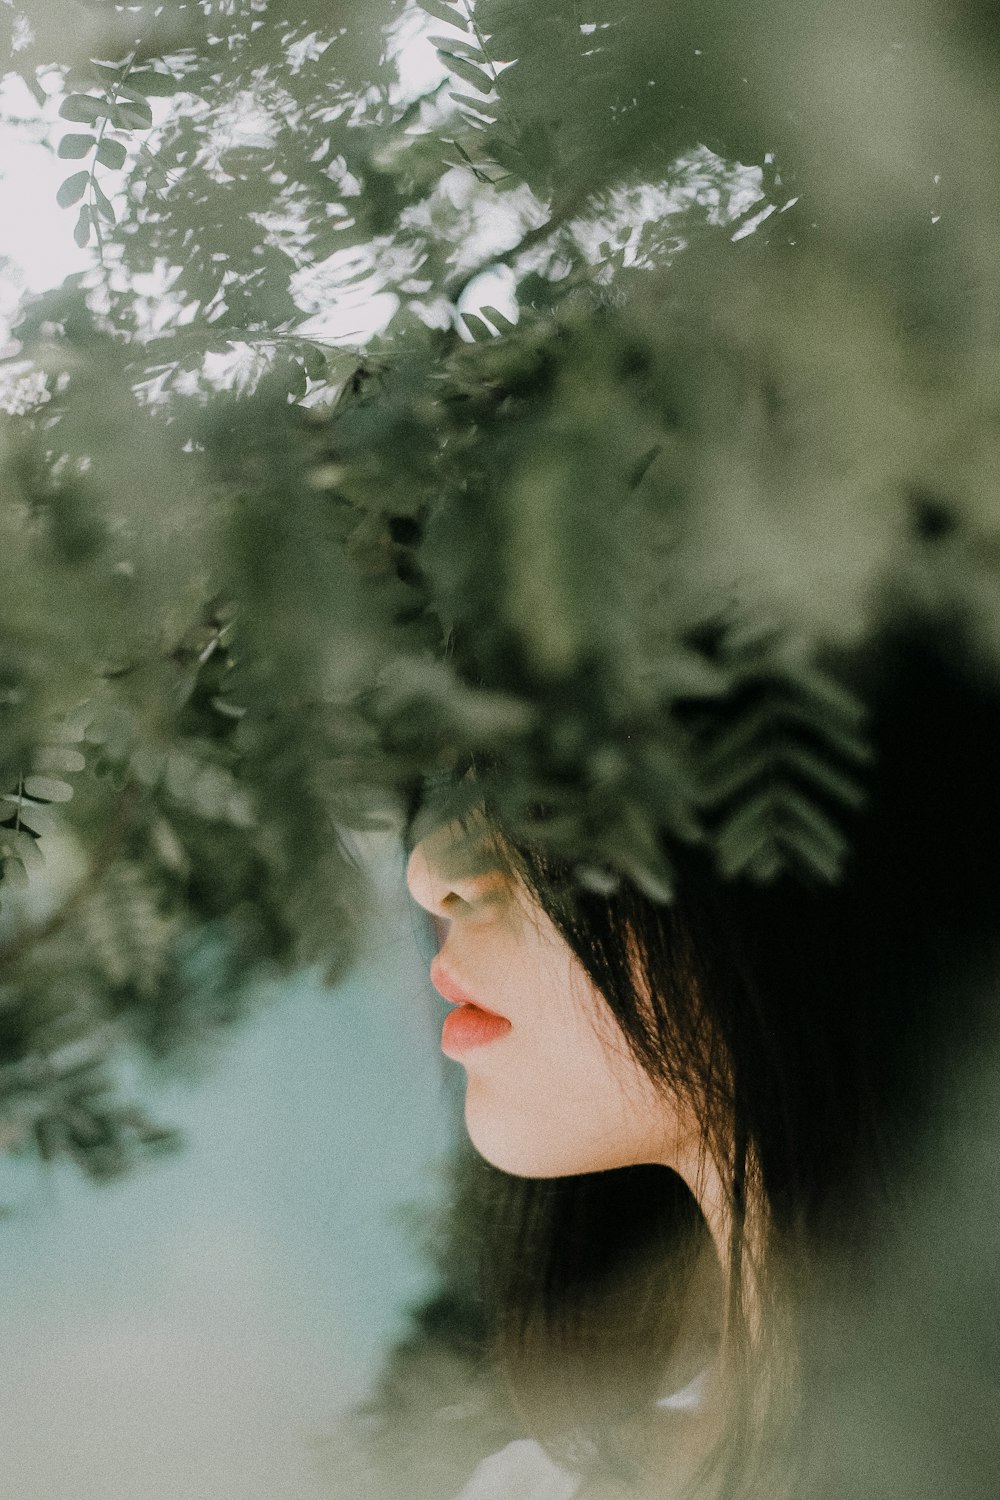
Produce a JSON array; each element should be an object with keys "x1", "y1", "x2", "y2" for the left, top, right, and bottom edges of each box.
[
  {"x1": 695, "y1": 628, "x2": 872, "y2": 886},
  {"x1": 1, "y1": 0, "x2": 999, "y2": 1186}
]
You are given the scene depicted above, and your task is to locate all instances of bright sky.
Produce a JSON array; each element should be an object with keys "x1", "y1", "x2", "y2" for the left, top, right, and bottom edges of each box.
[
  {"x1": 0, "y1": 9, "x2": 493, "y2": 349},
  {"x1": 0, "y1": 8, "x2": 762, "y2": 366},
  {"x1": 0, "y1": 71, "x2": 92, "y2": 297}
]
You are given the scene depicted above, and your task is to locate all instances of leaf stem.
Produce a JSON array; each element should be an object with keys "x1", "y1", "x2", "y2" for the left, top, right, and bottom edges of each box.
[{"x1": 87, "y1": 49, "x2": 138, "y2": 265}]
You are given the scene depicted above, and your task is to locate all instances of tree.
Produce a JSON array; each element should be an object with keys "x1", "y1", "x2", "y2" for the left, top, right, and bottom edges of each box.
[{"x1": 0, "y1": 0, "x2": 997, "y2": 1178}]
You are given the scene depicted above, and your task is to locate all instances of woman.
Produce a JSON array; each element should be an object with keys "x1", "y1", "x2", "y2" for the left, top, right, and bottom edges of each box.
[{"x1": 402, "y1": 636, "x2": 1000, "y2": 1499}]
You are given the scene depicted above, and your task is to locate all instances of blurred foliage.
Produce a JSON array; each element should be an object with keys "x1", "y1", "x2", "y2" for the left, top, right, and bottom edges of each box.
[{"x1": 0, "y1": 0, "x2": 998, "y2": 1189}]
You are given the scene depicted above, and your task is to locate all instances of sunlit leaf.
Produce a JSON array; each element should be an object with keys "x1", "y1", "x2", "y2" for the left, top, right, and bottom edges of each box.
[
  {"x1": 0, "y1": 795, "x2": 53, "y2": 835},
  {"x1": 34, "y1": 745, "x2": 86, "y2": 774},
  {"x1": 22, "y1": 776, "x2": 74, "y2": 803}
]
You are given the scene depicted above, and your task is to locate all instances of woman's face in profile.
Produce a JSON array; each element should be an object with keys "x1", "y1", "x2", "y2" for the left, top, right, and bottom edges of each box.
[{"x1": 406, "y1": 821, "x2": 700, "y2": 1181}]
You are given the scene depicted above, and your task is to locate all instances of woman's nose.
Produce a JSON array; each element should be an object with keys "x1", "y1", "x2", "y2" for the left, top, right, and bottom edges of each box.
[{"x1": 405, "y1": 827, "x2": 506, "y2": 918}]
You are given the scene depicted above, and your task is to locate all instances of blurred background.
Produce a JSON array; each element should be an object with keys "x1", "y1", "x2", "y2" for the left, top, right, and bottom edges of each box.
[{"x1": 0, "y1": 839, "x2": 455, "y2": 1500}]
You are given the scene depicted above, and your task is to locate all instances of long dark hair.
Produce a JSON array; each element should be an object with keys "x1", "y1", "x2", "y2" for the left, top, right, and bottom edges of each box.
[{"x1": 436, "y1": 629, "x2": 1000, "y2": 1495}]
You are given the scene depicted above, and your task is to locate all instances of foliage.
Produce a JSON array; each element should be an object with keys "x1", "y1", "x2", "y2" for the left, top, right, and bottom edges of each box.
[{"x1": 0, "y1": 0, "x2": 998, "y2": 1180}]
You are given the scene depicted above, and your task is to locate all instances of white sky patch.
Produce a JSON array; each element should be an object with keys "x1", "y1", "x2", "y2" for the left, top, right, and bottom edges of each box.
[
  {"x1": 0, "y1": 74, "x2": 93, "y2": 300},
  {"x1": 457, "y1": 263, "x2": 518, "y2": 333},
  {"x1": 285, "y1": 28, "x2": 338, "y2": 76},
  {"x1": 424, "y1": 167, "x2": 550, "y2": 273},
  {"x1": 200, "y1": 87, "x2": 283, "y2": 171},
  {"x1": 0, "y1": 23, "x2": 771, "y2": 372},
  {"x1": 294, "y1": 290, "x2": 400, "y2": 346},
  {"x1": 570, "y1": 150, "x2": 766, "y2": 268},
  {"x1": 386, "y1": 5, "x2": 450, "y2": 103}
]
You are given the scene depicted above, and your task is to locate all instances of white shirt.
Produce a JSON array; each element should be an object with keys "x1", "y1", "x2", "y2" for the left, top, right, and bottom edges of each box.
[{"x1": 452, "y1": 1366, "x2": 715, "y2": 1500}]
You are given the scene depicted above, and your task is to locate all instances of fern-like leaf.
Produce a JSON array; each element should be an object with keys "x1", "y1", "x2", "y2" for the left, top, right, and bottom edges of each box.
[{"x1": 696, "y1": 630, "x2": 871, "y2": 885}]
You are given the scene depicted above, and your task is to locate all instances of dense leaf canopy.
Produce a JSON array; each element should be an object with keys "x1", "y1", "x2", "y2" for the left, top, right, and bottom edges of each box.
[{"x1": 0, "y1": 0, "x2": 998, "y2": 1175}]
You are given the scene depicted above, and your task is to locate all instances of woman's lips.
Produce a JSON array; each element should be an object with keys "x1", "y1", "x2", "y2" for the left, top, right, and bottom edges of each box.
[{"x1": 430, "y1": 957, "x2": 512, "y2": 1058}]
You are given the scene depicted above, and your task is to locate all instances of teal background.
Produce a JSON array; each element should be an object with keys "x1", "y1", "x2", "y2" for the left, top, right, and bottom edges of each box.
[{"x1": 0, "y1": 840, "x2": 455, "y2": 1500}]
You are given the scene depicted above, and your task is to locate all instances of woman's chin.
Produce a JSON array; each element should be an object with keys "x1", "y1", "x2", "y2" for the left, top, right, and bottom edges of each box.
[
  {"x1": 463, "y1": 1089, "x2": 643, "y2": 1180},
  {"x1": 462, "y1": 1095, "x2": 572, "y2": 1177}
]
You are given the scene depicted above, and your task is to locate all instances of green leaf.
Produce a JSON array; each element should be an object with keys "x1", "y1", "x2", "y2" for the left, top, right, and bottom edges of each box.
[
  {"x1": 429, "y1": 35, "x2": 486, "y2": 62},
  {"x1": 458, "y1": 116, "x2": 498, "y2": 141},
  {"x1": 439, "y1": 51, "x2": 496, "y2": 95},
  {"x1": 92, "y1": 61, "x2": 130, "y2": 81},
  {"x1": 780, "y1": 787, "x2": 849, "y2": 856},
  {"x1": 22, "y1": 775, "x2": 74, "y2": 803},
  {"x1": 714, "y1": 790, "x2": 777, "y2": 877},
  {"x1": 487, "y1": 137, "x2": 529, "y2": 173},
  {"x1": 451, "y1": 138, "x2": 483, "y2": 169},
  {"x1": 0, "y1": 829, "x2": 44, "y2": 869},
  {"x1": 449, "y1": 91, "x2": 499, "y2": 118},
  {"x1": 127, "y1": 69, "x2": 180, "y2": 97},
  {"x1": 111, "y1": 98, "x2": 153, "y2": 131},
  {"x1": 34, "y1": 745, "x2": 86, "y2": 774},
  {"x1": 479, "y1": 304, "x2": 516, "y2": 333},
  {"x1": 0, "y1": 794, "x2": 53, "y2": 834},
  {"x1": 627, "y1": 444, "x2": 662, "y2": 490},
  {"x1": 417, "y1": 0, "x2": 466, "y2": 25},
  {"x1": 56, "y1": 171, "x2": 90, "y2": 208},
  {"x1": 1, "y1": 855, "x2": 28, "y2": 890},
  {"x1": 461, "y1": 312, "x2": 495, "y2": 341},
  {"x1": 58, "y1": 133, "x2": 97, "y2": 159},
  {"x1": 92, "y1": 179, "x2": 116, "y2": 224},
  {"x1": 73, "y1": 205, "x2": 92, "y2": 247},
  {"x1": 59, "y1": 94, "x2": 105, "y2": 125},
  {"x1": 302, "y1": 344, "x2": 328, "y2": 381},
  {"x1": 96, "y1": 138, "x2": 127, "y2": 170}
]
